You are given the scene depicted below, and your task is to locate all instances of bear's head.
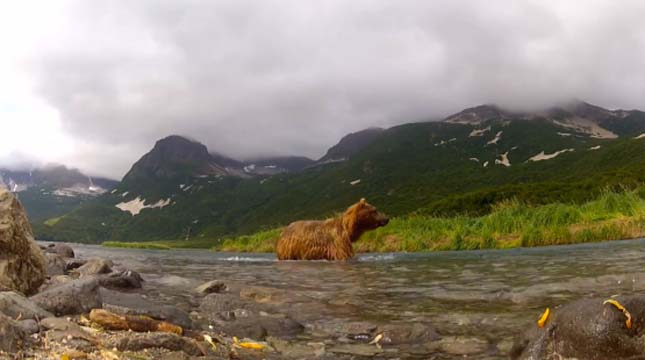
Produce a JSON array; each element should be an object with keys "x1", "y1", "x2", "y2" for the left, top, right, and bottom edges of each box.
[{"x1": 343, "y1": 198, "x2": 389, "y2": 240}]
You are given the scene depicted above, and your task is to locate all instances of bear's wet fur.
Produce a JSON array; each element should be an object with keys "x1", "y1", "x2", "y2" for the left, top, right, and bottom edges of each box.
[{"x1": 276, "y1": 198, "x2": 389, "y2": 260}]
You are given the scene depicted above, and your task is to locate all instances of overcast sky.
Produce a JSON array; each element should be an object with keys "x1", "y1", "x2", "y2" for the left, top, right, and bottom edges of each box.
[{"x1": 1, "y1": 0, "x2": 644, "y2": 179}]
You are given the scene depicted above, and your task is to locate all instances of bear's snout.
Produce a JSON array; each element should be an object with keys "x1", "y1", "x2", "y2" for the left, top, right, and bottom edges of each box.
[{"x1": 378, "y1": 213, "x2": 389, "y2": 226}]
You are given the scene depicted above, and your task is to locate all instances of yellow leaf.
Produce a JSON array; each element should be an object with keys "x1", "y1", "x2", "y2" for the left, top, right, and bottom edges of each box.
[
  {"x1": 537, "y1": 307, "x2": 550, "y2": 328},
  {"x1": 604, "y1": 299, "x2": 632, "y2": 329},
  {"x1": 238, "y1": 342, "x2": 266, "y2": 350},
  {"x1": 204, "y1": 334, "x2": 217, "y2": 351}
]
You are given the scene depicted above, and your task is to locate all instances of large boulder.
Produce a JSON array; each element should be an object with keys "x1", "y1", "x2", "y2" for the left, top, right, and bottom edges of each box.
[
  {"x1": 45, "y1": 243, "x2": 75, "y2": 258},
  {"x1": 100, "y1": 288, "x2": 192, "y2": 329},
  {"x1": 97, "y1": 270, "x2": 143, "y2": 289},
  {"x1": 30, "y1": 277, "x2": 102, "y2": 316},
  {"x1": 72, "y1": 258, "x2": 113, "y2": 277},
  {"x1": 0, "y1": 291, "x2": 53, "y2": 320},
  {"x1": 0, "y1": 189, "x2": 46, "y2": 295},
  {"x1": 44, "y1": 253, "x2": 67, "y2": 276},
  {"x1": 512, "y1": 295, "x2": 645, "y2": 359}
]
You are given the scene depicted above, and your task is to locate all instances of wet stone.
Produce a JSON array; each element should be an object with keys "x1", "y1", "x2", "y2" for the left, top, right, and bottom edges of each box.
[
  {"x1": 377, "y1": 322, "x2": 440, "y2": 345},
  {"x1": 195, "y1": 280, "x2": 228, "y2": 294},
  {"x1": 438, "y1": 336, "x2": 489, "y2": 355},
  {"x1": 104, "y1": 332, "x2": 203, "y2": 356},
  {"x1": 65, "y1": 259, "x2": 87, "y2": 272},
  {"x1": 45, "y1": 243, "x2": 75, "y2": 258},
  {"x1": 31, "y1": 277, "x2": 102, "y2": 316},
  {"x1": 328, "y1": 343, "x2": 384, "y2": 357},
  {"x1": 100, "y1": 288, "x2": 193, "y2": 329},
  {"x1": 97, "y1": 269, "x2": 144, "y2": 289},
  {"x1": 199, "y1": 293, "x2": 258, "y2": 321},
  {"x1": 73, "y1": 258, "x2": 113, "y2": 277},
  {"x1": 45, "y1": 253, "x2": 67, "y2": 276}
]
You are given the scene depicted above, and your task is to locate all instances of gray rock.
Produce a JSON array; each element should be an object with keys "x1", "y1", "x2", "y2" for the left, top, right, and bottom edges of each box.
[
  {"x1": 45, "y1": 253, "x2": 67, "y2": 276},
  {"x1": 0, "y1": 291, "x2": 53, "y2": 320},
  {"x1": 377, "y1": 322, "x2": 440, "y2": 345},
  {"x1": 65, "y1": 259, "x2": 87, "y2": 271},
  {"x1": 41, "y1": 317, "x2": 85, "y2": 332},
  {"x1": 45, "y1": 329, "x2": 96, "y2": 352},
  {"x1": 217, "y1": 318, "x2": 267, "y2": 340},
  {"x1": 45, "y1": 243, "x2": 75, "y2": 258},
  {"x1": 312, "y1": 320, "x2": 378, "y2": 339},
  {"x1": 41, "y1": 317, "x2": 97, "y2": 352},
  {"x1": 269, "y1": 338, "x2": 326, "y2": 359},
  {"x1": 328, "y1": 343, "x2": 383, "y2": 357},
  {"x1": 240, "y1": 285, "x2": 295, "y2": 305},
  {"x1": 16, "y1": 319, "x2": 39, "y2": 334},
  {"x1": 195, "y1": 280, "x2": 227, "y2": 294},
  {"x1": 73, "y1": 258, "x2": 113, "y2": 277},
  {"x1": 512, "y1": 295, "x2": 645, "y2": 360},
  {"x1": 31, "y1": 277, "x2": 102, "y2": 316},
  {"x1": 199, "y1": 293, "x2": 256, "y2": 320},
  {"x1": 258, "y1": 316, "x2": 304, "y2": 339},
  {"x1": 0, "y1": 312, "x2": 26, "y2": 353},
  {"x1": 105, "y1": 332, "x2": 203, "y2": 356},
  {"x1": 216, "y1": 315, "x2": 304, "y2": 340},
  {"x1": 100, "y1": 288, "x2": 193, "y2": 329},
  {"x1": 98, "y1": 270, "x2": 143, "y2": 289},
  {"x1": 438, "y1": 336, "x2": 489, "y2": 355},
  {"x1": 0, "y1": 189, "x2": 47, "y2": 295},
  {"x1": 38, "y1": 275, "x2": 74, "y2": 293}
]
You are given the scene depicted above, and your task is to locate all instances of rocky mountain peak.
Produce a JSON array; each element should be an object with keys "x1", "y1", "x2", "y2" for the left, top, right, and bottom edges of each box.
[
  {"x1": 318, "y1": 127, "x2": 385, "y2": 163},
  {"x1": 121, "y1": 135, "x2": 230, "y2": 183}
]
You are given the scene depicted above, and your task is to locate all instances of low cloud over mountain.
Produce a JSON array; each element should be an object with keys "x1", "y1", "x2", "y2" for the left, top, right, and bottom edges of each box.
[{"x1": 2, "y1": 1, "x2": 645, "y2": 178}]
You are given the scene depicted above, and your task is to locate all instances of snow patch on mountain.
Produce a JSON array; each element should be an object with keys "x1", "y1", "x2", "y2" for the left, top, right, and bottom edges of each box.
[
  {"x1": 635, "y1": 133, "x2": 645, "y2": 139},
  {"x1": 115, "y1": 196, "x2": 172, "y2": 216},
  {"x1": 469, "y1": 126, "x2": 491, "y2": 137},
  {"x1": 495, "y1": 152, "x2": 511, "y2": 167},
  {"x1": 529, "y1": 149, "x2": 575, "y2": 162},
  {"x1": 487, "y1": 131, "x2": 503, "y2": 145},
  {"x1": 553, "y1": 118, "x2": 618, "y2": 139}
]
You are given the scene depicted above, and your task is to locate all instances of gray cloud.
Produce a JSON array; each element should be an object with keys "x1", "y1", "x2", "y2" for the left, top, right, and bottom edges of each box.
[{"x1": 21, "y1": 0, "x2": 645, "y2": 178}]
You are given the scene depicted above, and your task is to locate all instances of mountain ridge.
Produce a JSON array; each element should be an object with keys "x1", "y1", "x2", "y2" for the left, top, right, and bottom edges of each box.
[{"x1": 30, "y1": 100, "x2": 645, "y2": 244}]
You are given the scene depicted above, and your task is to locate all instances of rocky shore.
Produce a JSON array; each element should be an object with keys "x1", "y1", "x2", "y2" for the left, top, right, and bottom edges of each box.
[{"x1": 0, "y1": 188, "x2": 452, "y2": 359}]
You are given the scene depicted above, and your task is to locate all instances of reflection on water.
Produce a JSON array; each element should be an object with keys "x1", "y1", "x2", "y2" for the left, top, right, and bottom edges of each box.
[{"x1": 70, "y1": 238, "x2": 645, "y2": 359}]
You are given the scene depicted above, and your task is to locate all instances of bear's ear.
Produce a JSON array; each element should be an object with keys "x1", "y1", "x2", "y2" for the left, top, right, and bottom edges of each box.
[{"x1": 360, "y1": 198, "x2": 366, "y2": 204}]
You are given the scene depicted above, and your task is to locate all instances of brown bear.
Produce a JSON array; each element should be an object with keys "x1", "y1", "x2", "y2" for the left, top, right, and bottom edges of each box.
[{"x1": 276, "y1": 198, "x2": 389, "y2": 260}]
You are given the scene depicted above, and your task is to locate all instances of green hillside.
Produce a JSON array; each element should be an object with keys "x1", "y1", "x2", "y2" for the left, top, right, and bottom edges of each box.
[
  {"x1": 35, "y1": 116, "x2": 645, "y2": 245},
  {"x1": 207, "y1": 186, "x2": 645, "y2": 253}
]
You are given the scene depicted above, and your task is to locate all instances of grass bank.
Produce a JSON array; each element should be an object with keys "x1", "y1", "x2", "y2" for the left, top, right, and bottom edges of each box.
[{"x1": 213, "y1": 187, "x2": 645, "y2": 252}]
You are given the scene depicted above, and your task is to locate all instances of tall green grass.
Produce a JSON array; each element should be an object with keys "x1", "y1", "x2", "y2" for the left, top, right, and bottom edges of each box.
[
  {"x1": 215, "y1": 187, "x2": 645, "y2": 252},
  {"x1": 216, "y1": 228, "x2": 282, "y2": 252}
]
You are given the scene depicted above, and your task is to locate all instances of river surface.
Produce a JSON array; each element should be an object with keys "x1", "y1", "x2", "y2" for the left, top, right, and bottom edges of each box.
[{"x1": 69, "y1": 238, "x2": 645, "y2": 359}]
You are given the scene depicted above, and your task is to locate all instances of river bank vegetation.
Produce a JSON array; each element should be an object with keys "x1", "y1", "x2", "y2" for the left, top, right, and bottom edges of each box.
[{"x1": 103, "y1": 186, "x2": 645, "y2": 252}]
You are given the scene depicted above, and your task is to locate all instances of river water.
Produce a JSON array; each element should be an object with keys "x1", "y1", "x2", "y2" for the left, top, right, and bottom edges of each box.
[{"x1": 71, "y1": 238, "x2": 645, "y2": 359}]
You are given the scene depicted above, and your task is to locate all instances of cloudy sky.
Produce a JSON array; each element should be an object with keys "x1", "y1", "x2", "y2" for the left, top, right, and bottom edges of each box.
[{"x1": 1, "y1": 0, "x2": 644, "y2": 179}]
